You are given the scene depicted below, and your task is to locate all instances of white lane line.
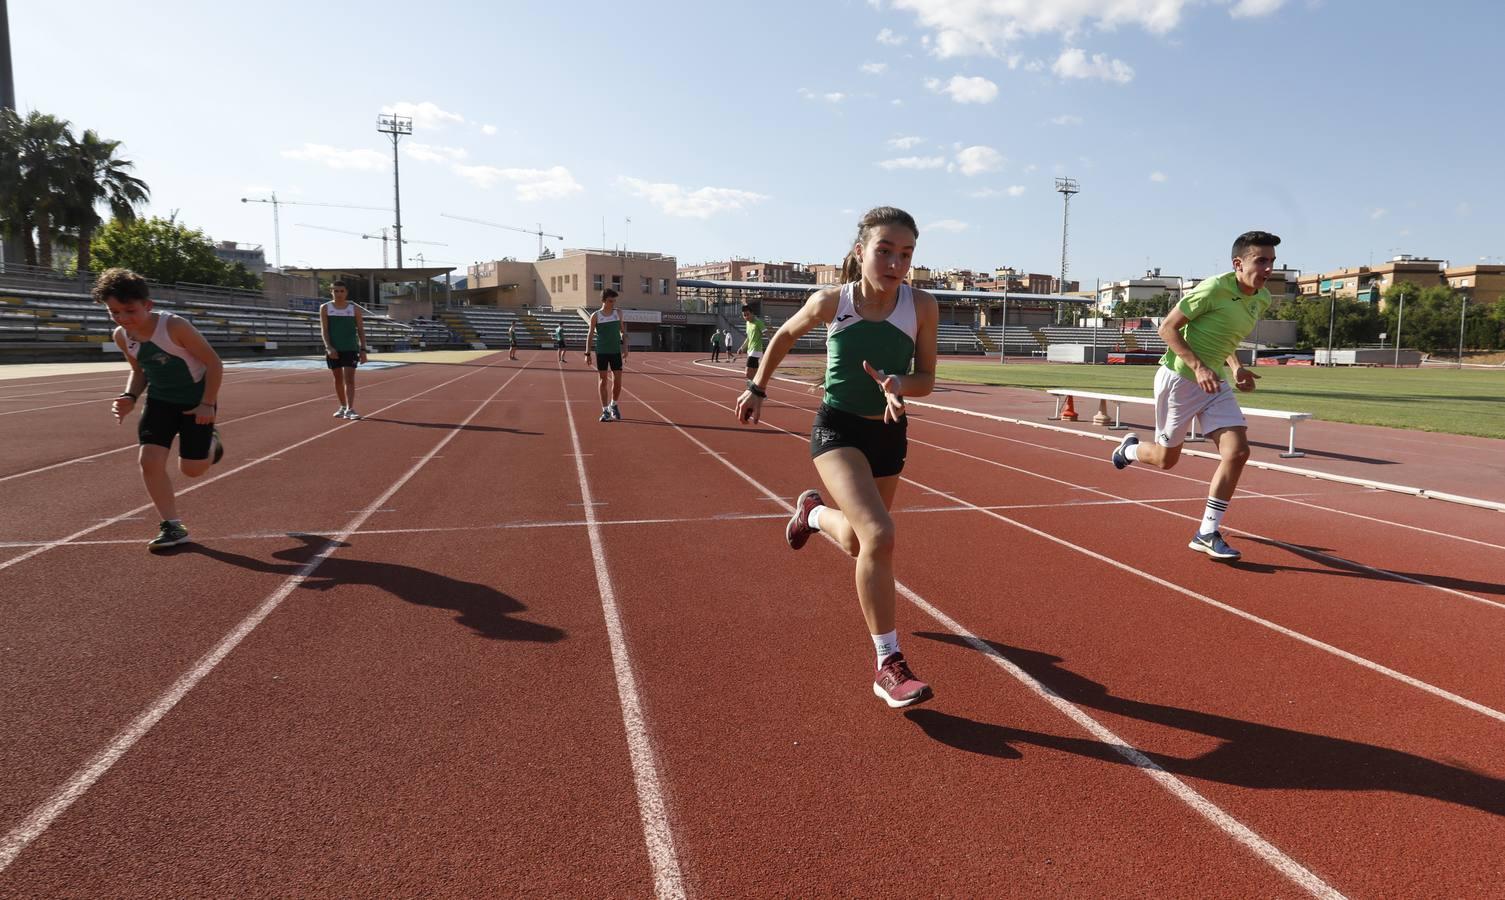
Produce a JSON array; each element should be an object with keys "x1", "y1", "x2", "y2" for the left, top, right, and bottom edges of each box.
[
  {"x1": 0, "y1": 359, "x2": 531, "y2": 874},
  {"x1": 559, "y1": 369, "x2": 685, "y2": 900},
  {"x1": 0, "y1": 367, "x2": 320, "y2": 409},
  {"x1": 0, "y1": 368, "x2": 481, "y2": 573},
  {"x1": 625, "y1": 371, "x2": 1343, "y2": 899},
  {"x1": 0, "y1": 493, "x2": 1331, "y2": 550},
  {"x1": 642, "y1": 361, "x2": 1505, "y2": 725},
  {"x1": 0, "y1": 368, "x2": 425, "y2": 485}
]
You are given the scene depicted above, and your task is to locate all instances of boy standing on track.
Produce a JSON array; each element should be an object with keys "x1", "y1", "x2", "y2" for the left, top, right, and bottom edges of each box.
[
  {"x1": 554, "y1": 322, "x2": 566, "y2": 361},
  {"x1": 735, "y1": 305, "x2": 765, "y2": 380},
  {"x1": 320, "y1": 280, "x2": 367, "y2": 420},
  {"x1": 97, "y1": 268, "x2": 225, "y2": 551},
  {"x1": 710, "y1": 327, "x2": 723, "y2": 362},
  {"x1": 1110, "y1": 230, "x2": 1280, "y2": 562},
  {"x1": 584, "y1": 288, "x2": 627, "y2": 422},
  {"x1": 508, "y1": 321, "x2": 519, "y2": 361}
]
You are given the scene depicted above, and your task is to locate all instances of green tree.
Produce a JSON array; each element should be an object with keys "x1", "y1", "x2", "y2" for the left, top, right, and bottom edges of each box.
[
  {"x1": 1270, "y1": 295, "x2": 1383, "y2": 349},
  {"x1": 59, "y1": 130, "x2": 150, "y2": 274},
  {"x1": 1116, "y1": 291, "x2": 1174, "y2": 318},
  {"x1": 91, "y1": 215, "x2": 261, "y2": 290},
  {"x1": 1382, "y1": 283, "x2": 1468, "y2": 353},
  {"x1": 0, "y1": 109, "x2": 73, "y2": 267}
]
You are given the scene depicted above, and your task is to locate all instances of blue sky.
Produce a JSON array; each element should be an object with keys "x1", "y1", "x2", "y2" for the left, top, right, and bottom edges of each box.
[{"x1": 12, "y1": 0, "x2": 1503, "y2": 286}]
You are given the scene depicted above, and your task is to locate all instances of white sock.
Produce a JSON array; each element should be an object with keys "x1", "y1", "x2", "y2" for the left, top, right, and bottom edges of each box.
[
  {"x1": 873, "y1": 630, "x2": 901, "y2": 665},
  {"x1": 1200, "y1": 497, "x2": 1229, "y2": 535},
  {"x1": 1125, "y1": 442, "x2": 1140, "y2": 461},
  {"x1": 807, "y1": 505, "x2": 827, "y2": 532}
]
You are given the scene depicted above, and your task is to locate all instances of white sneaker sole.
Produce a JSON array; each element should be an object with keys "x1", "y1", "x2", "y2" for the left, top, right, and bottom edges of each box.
[
  {"x1": 872, "y1": 680, "x2": 933, "y2": 708},
  {"x1": 1188, "y1": 539, "x2": 1240, "y2": 560}
]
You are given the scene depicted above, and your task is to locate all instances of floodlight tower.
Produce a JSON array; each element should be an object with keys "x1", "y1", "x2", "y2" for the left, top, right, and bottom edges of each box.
[
  {"x1": 1055, "y1": 177, "x2": 1079, "y2": 295},
  {"x1": 377, "y1": 113, "x2": 413, "y2": 269}
]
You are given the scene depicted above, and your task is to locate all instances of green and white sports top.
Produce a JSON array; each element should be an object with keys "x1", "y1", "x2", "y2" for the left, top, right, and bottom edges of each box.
[
  {"x1": 322, "y1": 301, "x2": 361, "y2": 351},
  {"x1": 594, "y1": 310, "x2": 622, "y2": 354},
  {"x1": 119, "y1": 313, "x2": 206, "y2": 406},
  {"x1": 822, "y1": 282, "x2": 917, "y2": 417}
]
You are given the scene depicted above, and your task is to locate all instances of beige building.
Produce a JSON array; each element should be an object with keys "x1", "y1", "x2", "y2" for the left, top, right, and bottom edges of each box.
[
  {"x1": 463, "y1": 250, "x2": 678, "y2": 310},
  {"x1": 1299, "y1": 257, "x2": 1444, "y2": 305},
  {"x1": 677, "y1": 259, "x2": 814, "y2": 284},
  {"x1": 1444, "y1": 264, "x2": 1505, "y2": 305}
]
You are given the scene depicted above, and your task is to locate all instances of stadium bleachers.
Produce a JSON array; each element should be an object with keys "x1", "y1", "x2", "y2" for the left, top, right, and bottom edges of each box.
[{"x1": 444, "y1": 307, "x2": 591, "y2": 349}]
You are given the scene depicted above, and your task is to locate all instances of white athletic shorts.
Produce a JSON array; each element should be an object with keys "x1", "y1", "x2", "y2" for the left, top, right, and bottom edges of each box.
[{"x1": 1152, "y1": 365, "x2": 1247, "y2": 447}]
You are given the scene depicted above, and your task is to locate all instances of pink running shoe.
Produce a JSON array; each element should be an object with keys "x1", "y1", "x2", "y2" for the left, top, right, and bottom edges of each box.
[
  {"x1": 873, "y1": 652, "x2": 932, "y2": 708},
  {"x1": 785, "y1": 489, "x2": 824, "y2": 550}
]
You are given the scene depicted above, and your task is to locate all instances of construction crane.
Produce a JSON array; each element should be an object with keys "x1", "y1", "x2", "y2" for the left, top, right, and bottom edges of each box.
[
  {"x1": 439, "y1": 212, "x2": 562, "y2": 260},
  {"x1": 240, "y1": 193, "x2": 390, "y2": 268},
  {"x1": 294, "y1": 223, "x2": 447, "y2": 268}
]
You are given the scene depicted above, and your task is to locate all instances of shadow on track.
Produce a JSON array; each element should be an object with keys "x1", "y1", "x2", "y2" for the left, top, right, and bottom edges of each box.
[
  {"x1": 361, "y1": 417, "x2": 542, "y2": 435},
  {"x1": 909, "y1": 632, "x2": 1505, "y2": 816},
  {"x1": 1237, "y1": 539, "x2": 1505, "y2": 596},
  {"x1": 180, "y1": 534, "x2": 565, "y2": 643}
]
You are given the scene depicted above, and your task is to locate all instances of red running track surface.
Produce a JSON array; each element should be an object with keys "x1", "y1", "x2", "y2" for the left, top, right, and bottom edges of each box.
[{"x1": 2, "y1": 351, "x2": 1503, "y2": 897}]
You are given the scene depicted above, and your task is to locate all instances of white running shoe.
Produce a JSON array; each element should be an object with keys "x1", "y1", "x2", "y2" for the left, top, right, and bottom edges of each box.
[{"x1": 333, "y1": 406, "x2": 348, "y2": 417}]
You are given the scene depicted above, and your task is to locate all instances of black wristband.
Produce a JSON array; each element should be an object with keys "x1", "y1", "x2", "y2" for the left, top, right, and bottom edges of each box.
[
  {"x1": 118, "y1": 392, "x2": 139, "y2": 401},
  {"x1": 746, "y1": 381, "x2": 766, "y2": 399}
]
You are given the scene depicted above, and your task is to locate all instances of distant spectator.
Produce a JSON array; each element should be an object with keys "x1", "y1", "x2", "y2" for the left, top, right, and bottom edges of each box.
[{"x1": 710, "y1": 328, "x2": 723, "y2": 362}]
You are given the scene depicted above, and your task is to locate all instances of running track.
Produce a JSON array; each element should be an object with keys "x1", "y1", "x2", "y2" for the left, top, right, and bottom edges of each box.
[{"x1": 2, "y1": 352, "x2": 1503, "y2": 897}]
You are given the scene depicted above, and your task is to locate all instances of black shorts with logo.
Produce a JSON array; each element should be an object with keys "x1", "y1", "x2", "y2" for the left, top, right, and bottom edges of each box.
[
  {"x1": 809, "y1": 402, "x2": 907, "y2": 478},
  {"x1": 139, "y1": 397, "x2": 214, "y2": 459},
  {"x1": 326, "y1": 349, "x2": 360, "y2": 369},
  {"x1": 595, "y1": 352, "x2": 623, "y2": 371}
]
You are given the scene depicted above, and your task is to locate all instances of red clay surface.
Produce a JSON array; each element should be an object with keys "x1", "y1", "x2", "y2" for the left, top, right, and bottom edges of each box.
[{"x1": 2, "y1": 351, "x2": 1503, "y2": 897}]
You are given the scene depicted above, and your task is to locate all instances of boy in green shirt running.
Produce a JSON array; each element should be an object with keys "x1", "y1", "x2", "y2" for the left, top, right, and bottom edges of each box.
[
  {"x1": 97, "y1": 268, "x2": 225, "y2": 550},
  {"x1": 1111, "y1": 230, "x2": 1280, "y2": 561},
  {"x1": 319, "y1": 280, "x2": 368, "y2": 419},
  {"x1": 584, "y1": 288, "x2": 627, "y2": 421},
  {"x1": 735, "y1": 305, "x2": 765, "y2": 376}
]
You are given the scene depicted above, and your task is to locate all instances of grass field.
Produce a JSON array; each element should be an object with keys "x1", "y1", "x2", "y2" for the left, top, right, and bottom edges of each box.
[{"x1": 933, "y1": 362, "x2": 1505, "y2": 440}]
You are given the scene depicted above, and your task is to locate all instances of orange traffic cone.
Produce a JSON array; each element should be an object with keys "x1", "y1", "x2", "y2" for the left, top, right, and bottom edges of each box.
[{"x1": 1060, "y1": 394, "x2": 1079, "y2": 421}]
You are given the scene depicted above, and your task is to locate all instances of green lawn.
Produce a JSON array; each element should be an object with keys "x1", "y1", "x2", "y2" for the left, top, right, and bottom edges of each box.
[{"x1": 931, "y1": 362, "x2": 1505, "y2": 439}]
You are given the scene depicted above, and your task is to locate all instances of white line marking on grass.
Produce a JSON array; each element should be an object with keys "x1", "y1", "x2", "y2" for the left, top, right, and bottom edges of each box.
[
  {"x1": 559, "y1": 370, "x2": 685, "y2": 900},
  {"x1": 627, "y1": 370, "x2": 1344, "y2": 899},
  {"x1": 0, "y1": 369, "x2": 425, "y2": 485},
  {"x1": 0, "y1": 359, "x2": 531, "y2": 874},
  {"x1": 0, "y1": 368, "x2": 474, "y2": 572},
  {"x1": 644, "y1": 361, "x2": 1505, "y2": 725}
]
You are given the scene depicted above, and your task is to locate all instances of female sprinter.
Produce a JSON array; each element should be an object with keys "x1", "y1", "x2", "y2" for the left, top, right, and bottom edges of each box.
[{"x1": 734, "y1": 206, "x2": 938, "y2": 708}]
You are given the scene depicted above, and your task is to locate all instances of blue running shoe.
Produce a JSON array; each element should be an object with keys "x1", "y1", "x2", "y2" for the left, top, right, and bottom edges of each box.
[
  {"x1": 1189, "y1": 530, "x2": 1241, "y2": 561},
  {"x1": 1112, "y1": 433, "x2": 1139, "y2": 470}
]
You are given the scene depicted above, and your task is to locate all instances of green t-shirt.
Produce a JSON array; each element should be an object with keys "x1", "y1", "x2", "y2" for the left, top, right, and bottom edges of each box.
[
  {"x1": 744, "y1": 318, "x2": 765, "y2": 353},
  {"x1": 594, "y1": 311, "x2": 622, "y2": 354},
  {"x1": 1159, "y1": 271, "x2": 1270, "y2": 382},
  {"x1": 323, "y1": 301, "x2": 361, "y2": 351}
]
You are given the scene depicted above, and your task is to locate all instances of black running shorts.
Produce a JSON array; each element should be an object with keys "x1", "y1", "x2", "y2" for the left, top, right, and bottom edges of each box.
[
  {"x1": 139, "y1": 398, "x2": 214, "y2": 459},
  {"x1": 809, "y1": 402, "x2": 907, "y2": 478}
]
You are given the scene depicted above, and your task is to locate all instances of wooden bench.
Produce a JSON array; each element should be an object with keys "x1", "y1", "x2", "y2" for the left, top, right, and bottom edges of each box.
[{"x1": 1045, "y1": 388, "x2": 1314, "y2": 458}]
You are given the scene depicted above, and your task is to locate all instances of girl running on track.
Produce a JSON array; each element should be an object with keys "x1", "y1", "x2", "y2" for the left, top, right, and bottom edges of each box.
[{"x1": 734, "y1": 206, "x2": 938, "y2": 708}]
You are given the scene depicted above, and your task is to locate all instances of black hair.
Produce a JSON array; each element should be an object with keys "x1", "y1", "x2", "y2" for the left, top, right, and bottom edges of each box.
[
  {"x1": 602, "y1": 288, "x2": 618, "y2": 301},
  {"x1": 1232, "y1": 231, "x2": 1281, "y2": 261},
  {"x1": 92, "y1": 268, "x2": 150, "y2": 304}
]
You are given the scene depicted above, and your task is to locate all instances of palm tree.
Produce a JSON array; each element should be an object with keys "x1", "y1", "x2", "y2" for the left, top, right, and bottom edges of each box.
[
  {"x1": 0, "y1": 110, "x2": 72, "y2": 268},
  {"x1": 60, "y1": 129, "x2": 149, "y2": 273}
]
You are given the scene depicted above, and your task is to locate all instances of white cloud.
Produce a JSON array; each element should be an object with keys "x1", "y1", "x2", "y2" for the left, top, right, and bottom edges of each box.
[
  {"x1": 891, "y1": 0, "x2": 1202, "y2": 58},
  {"x1": 924, "y1": 74, "x2": 999, "y2": 103},
  {"x1": 1053, "y1": 48, "x2": 1135, "y2": 83},
  {"x1": 1369, "y1": 207, "x2": 1387, "y2": 220},
  {"x1": 1023, "y1": 163, "x2": 1038, "y2": 173},
  {"x1": 877, "y1": 156, "x2": 947, "y2": 170},
  {"x1": 888, "y1": 135, "x2": 926, "y2": 149},
  {"x1": 453, "y1": 164, "x2": 584, "y2": 201},
  {"x1": 281, "y1": 144, "x2": 387, "y2": 171},
  {"x1": 1457, "y1": 201, "x2": 1472, "y2": 216},
  {"x1": 380, "y1": 101, "x2": 465, "y2": 129},
  {"x1": 1149, "y1": 171, "x2": 1167, "y2": 182},
  {"x1": 955, "y1": 145, "x2": 1004, "y2": 176},
  {"x1": 927, "y1": 219, "x2": 969, "y2": 232},
  {"x1": 480, "y1": 124, "x2": 498, "y2": 136},
  {"x1": 618, "y1": 177, "x2": 769, "y2": 219},
  {"x1": 1229, "y1": 0, "x2": 1286, "y2": 17},
  {"x1": 861, "y1": 61, "x2": 889, "y2": 75},
  {"x1": 798, "y1": 88, "x2": 847, "y2": 103},
  {"x1": 404, "y1": 143, "x2": 468, "y2": 163},
  {"x1": 876, "y1": 27, "x2": 907, "y2": 46},
  {"x1": 892, "y1": 98, "x2": 905, "y2": 105},
  {"x1": 1051, "y1": 114, "x2": 1084, "y2": 126},
  {"x1": 970, "y1": 186, "x2": 1027, "y2": 198}
]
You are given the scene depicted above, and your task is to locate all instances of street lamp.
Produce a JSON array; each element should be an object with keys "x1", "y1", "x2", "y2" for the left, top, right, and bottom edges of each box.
[
  {"x1": 1393, "y1": 290, "x2": 1407, "y2": 367},
  {"x1": 1326, "y1": 291, "x2": 1337, "y2": 366},
  {"x1": 376, "y1": 113, "x2": 412, "y2": 269},
  {"x1": 1457, "y1": 295, "x2": 1468, "y2": 368}
]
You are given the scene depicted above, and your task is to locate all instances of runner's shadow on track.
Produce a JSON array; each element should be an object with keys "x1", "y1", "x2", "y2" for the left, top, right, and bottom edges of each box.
[
  {"x1": 622, "y1": 419, "x2": 798, "y2": 436},
  {"x1": 1234, "y1": 540, "x2": 1505, "y2": 596},
  {"x1": 360, "y1": 417, "x2": 542, "y2": 435},
  {"x1": 909, "y1": 633, "x2": 1505, "y2": 817},
  {"x1": 182, "y1": 535, "x2": 564, "y2": 643}
]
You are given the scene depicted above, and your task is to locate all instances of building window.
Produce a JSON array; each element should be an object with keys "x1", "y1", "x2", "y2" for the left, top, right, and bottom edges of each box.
[
  {"x1": 660, "y1": 278, "x2": 670, "y2": 295},
  {"x1": 642, "y1": 276, "x2": 651, "y2": 293},
  {"x1": 611, "y1": 275, "x2": 622, "y2": 292},
  {"x1": 593, "y1": 274, "x2": 604, "y2": 291},
  {"x1": 572, "y1": 274, "x2": 579, "y2": 291}
]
